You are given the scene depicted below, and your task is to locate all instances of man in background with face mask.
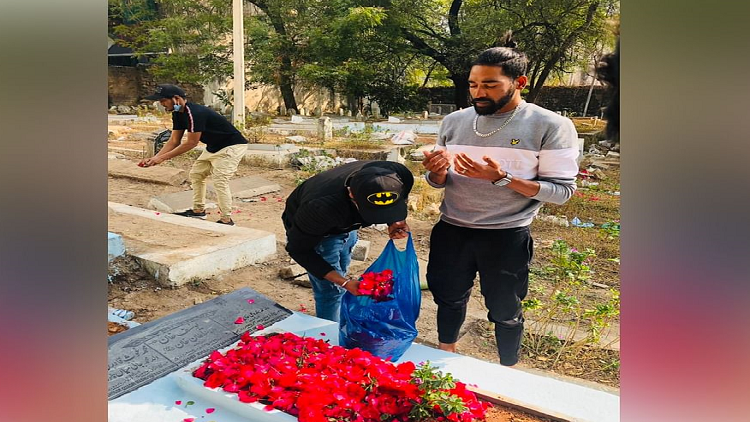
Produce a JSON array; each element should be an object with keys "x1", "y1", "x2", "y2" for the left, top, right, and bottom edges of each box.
[
  {"x1": 420, "y1": 35, "x2": 579, "y2": 366},
  {"x1": 140, "y1": 84, "x2": 248, "y2": 225}
]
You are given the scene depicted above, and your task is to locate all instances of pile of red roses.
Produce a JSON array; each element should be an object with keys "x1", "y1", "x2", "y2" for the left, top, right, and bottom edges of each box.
[
  {"x1": 357, "y1": 269, "x2": 395, "y2": 302},
  {"x1": 193, "y1": 332, "x2": 488, "y2": 422}
]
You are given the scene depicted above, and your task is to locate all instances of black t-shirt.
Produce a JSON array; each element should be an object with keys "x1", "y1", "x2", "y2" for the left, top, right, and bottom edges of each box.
[
  {"x1": 172, "y1": 103, "x2": 247, "y2": 153},
  {"x1": 282, "y1": 160, "x2": 414, "y2": 278}
]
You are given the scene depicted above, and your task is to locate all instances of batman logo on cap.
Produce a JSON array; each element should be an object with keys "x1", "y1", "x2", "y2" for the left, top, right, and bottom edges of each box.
[{"x1": 367, "y1": 191, "x2": 399, "y2": 206}]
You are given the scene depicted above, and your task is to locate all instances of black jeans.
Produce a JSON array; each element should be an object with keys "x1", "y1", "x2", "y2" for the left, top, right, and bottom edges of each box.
[{"x1": 426, "y1": 220, "x2": 533, "y2": 366}]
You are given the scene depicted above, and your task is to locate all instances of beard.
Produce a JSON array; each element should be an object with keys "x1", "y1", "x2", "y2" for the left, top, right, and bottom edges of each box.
[{"x1": 471, "y1": 85, "x2": 515, "y2": 115}]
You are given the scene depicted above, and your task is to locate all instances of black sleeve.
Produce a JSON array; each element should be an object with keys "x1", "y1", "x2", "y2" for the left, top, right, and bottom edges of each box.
[
  {"x1": 284, "y1": 200, "x2": 344, "y2": 279},
  {"x1": 185, "y1": 105, "x2": 207, "y2": 132}
]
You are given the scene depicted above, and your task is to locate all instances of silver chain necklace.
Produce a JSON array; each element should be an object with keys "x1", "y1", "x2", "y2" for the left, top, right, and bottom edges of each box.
[{"x1": 473, "y1": 104, "x2": 521, "y2": 138}]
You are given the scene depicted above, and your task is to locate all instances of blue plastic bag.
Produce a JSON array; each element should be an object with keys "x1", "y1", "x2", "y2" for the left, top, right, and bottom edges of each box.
[{"x1": 339, "y1": 234, "x2": 421, "y2": 361}]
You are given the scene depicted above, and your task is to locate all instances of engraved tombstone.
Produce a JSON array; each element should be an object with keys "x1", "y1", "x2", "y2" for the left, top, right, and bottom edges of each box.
[{"x1": 107, "y1": 288, "x2": 292, "y2": 400}]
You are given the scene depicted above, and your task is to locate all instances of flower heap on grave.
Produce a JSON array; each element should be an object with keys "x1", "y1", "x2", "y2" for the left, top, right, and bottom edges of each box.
[{"x1": 193, "y1": 332, "x2": 489, "y2": 422}]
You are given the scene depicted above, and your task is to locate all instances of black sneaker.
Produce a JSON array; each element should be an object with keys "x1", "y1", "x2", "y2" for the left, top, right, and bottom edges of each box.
[
  {"x1": 174, "y1": 209, "x2": 207, "y2": 219},
  {"x1": 216, "y1": 218, "x2": 235, "y2": 226}
]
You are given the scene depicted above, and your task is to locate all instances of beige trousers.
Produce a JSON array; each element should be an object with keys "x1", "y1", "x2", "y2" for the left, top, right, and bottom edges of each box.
[{"x1": 189, "y1": 144, "x2": 246, "y2": 219}]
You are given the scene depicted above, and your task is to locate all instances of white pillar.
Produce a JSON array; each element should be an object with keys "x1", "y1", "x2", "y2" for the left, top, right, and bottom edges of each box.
[{"x1": 232, "y1": 0, "x2": 245, "y2": 128}]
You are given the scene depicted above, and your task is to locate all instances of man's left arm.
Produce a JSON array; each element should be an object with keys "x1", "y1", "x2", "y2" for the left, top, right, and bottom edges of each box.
[
  {"x1": 527, "y1": 119, "x2": 579, "y2": 204},
  {"x1": 145, "y1": 103, "x2": 207, "y2": 165}
]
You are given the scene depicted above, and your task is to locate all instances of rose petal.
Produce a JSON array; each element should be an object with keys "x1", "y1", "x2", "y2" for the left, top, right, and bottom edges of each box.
[
  {"x1": 247, "y1": 299, "x2": 255, "y2": 304},
  {"x1": 234, "y1": 317, "x2": 245, "y2": 324},
  {"x1": 155, "y1": 212, "x2": 161, "y2": 215},
  {"x1": 205, "y1": 408, "x2": 215, "y2": 414},
  {"x1": 320, "y1": 332, "x2": 326, "y2": 336},
  {"x1": 183, "y1": 419, "x2": 195, "y2": 422},
  {"x1": 175, "y1": 400, "x2": 182, "y2": 405},
  {"x1": 256, "y1": 324, "x2": 265, "y2": 330}
]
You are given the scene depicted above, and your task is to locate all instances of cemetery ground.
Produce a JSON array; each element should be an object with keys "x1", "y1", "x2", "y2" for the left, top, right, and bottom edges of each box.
[{"x1": 108, "y1": 113, "x2": 620, "y2": 400}]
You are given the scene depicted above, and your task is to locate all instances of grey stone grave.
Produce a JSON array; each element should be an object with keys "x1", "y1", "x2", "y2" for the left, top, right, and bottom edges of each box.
[{"x1": 107, "y1": 287, "x2": 292, "y2": 400}]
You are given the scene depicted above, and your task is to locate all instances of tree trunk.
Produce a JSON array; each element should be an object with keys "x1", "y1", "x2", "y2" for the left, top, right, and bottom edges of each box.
[
  {"x1": 250, "y1": 0, "x2": 298, "y2": 112},
  {"x1": 450, "y1": 73, "x2": 471, "y2": 109},
  {"x1": 278, "y1": 56, "x2": 298, "y2": 113}
]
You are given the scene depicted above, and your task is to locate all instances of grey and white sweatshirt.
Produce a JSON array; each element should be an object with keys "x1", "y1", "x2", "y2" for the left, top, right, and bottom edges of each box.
[{"x1": 426, "y1": 101, "x2": 579, "y2": 229}]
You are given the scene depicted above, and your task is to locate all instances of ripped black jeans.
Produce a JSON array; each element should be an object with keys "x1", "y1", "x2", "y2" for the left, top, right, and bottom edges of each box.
[{"x1": 426, "y1": 220, "x2": 533, "y2": 366}]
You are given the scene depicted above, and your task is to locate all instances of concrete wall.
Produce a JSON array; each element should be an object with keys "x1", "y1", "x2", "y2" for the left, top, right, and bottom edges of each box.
[
  {"x1": 108, "y1": 66, "x2": 205, "y2": 106},
  {"x1": 241, "y1": 84, "x2": 343, "y2": 115},
  {"x1": 533, "y1": 86, "x2": 612, "y2": 116}
]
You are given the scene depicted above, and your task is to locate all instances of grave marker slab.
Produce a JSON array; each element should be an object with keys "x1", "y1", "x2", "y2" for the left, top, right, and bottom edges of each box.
[
  {"x1": 108, "y1": 159, "x2": 187, "y2": 186},
  {"x1": 108, "y1": 288, "x2": 292, "y2": 400}
]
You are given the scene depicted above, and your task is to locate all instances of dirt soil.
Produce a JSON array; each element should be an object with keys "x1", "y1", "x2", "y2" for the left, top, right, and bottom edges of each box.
[
  {"x1": 108, "y1": 117, "x2": 620, "y2": 391},
  {"x1": 108, "y1": 321, "x2": 128, "y2": 336},
  {"x1": 481, "y1": 405, "x2": 554, "y2": 422}
]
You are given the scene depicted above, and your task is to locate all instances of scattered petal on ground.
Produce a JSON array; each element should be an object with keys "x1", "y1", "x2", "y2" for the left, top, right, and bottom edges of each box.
[
  {"x1": 256, "y1": 324, "x2": 265, "y2": 330},
  {"x1": 247, "y1": 299, "x2": 255, "y2": 304},
  {"x1": 175, "y1": 400, "x2": 182, "y2": 405},
  {"x1": 205, "y1": 408, "x2": 215, "y2": 414},
  {"x1": 234, "y1": 317, "x2": 245, "y2": 324}
]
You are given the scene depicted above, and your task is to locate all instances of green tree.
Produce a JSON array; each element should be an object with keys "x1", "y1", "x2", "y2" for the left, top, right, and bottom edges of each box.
[
  {"x1": 381, "y1": 0, "x2": 617, "y2": 107},
  {"x1": 244, "y1": 0, "x2": 303, "y2": 112},
  {"x1": 296, "y1": 5, "x2": 427, "y2": 114},
  {"x1": 112, "y1": 0, "x2": 234, "y2": 85},
  {"x1": 469, "y1": 0, "x2": 618, "y2": 103}
]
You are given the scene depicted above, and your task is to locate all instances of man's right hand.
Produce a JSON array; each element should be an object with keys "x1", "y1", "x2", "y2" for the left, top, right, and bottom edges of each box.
[
  {"x1": 422, "y1": 149, "x2": 451, "y2": 176},
  {"x1": 140, "y1": 156, "x2": 165, "y2": 167},
  {"x1": 341, "y1": 278, "x2": 361, "y2": 296}
]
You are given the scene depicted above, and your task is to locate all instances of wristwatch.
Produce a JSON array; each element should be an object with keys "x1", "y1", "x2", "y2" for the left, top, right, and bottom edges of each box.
[{"x1": 492, "y1": 172, "x2": 513, "y2": 187}]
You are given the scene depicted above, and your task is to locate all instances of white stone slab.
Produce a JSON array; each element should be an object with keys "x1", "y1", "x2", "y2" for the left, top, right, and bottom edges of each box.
[
  {"x1": 148, "y1": 176, "x2": 281, "y2": 212},
  {"x1": 108, "y1": 202, "x2": 276, "y2": 286},
  {"x1": 108, "y1": 232, "x2": 125, "y2": 262},
  {"x1": 371, "y1": 122, "x2": 441, "y2": 134},
  {"x1": 246, "y1": 143, "x2": 299, "y2": 152},
  {"x1": 397, "y1": 345, "x2": 620, "y2": 422},
  {"x1": 229, "y1": 176, "x2": 282, "y2": 199},
  {"x1": 109, "y1": 312, "x2": 617, "y2": 422},
  {"x1": 108, "y1": 159, "x2": 187, "y2": 186}
]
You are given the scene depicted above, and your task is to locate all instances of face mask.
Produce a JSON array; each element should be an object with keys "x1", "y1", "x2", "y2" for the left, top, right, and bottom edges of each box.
[{"x1": 173, "y1": 104, "x2": 182, "y2": 112}]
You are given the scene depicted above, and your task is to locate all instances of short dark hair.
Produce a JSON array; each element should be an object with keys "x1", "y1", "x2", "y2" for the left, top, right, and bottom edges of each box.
[
  {"x1": 472, "y1": 31, "x2": 528, "y2": 79},
  {"x1": 596, "y1": 39, "x2": 619, "y2": 141}
]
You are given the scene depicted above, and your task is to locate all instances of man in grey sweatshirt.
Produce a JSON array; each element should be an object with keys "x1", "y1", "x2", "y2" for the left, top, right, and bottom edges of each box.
[{"x1": 422, "y1": 38, "x2": 579, "y2": 366}]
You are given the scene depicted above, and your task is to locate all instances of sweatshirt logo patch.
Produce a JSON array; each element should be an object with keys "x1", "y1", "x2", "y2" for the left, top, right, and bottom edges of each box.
[
  {"x1": 510, "y1": 138, "x2": 521, "y2": 145},
  {"x1": 367, "y1": 191, "x2": 399, "y2": 206}
]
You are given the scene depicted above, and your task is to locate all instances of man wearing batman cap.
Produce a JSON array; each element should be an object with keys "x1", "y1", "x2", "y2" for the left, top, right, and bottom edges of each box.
[{"x1": 282, "y1": 160, "x2": 414, "y2": 322}]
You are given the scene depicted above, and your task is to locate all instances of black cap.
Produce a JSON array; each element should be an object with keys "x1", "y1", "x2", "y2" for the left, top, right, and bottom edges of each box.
[
  {"x1": 348, "y1": 167, "x2": 407, "y2": 224},
  {"x1": 144, "y1": 84, "x2": 186, "y2": 100}
]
